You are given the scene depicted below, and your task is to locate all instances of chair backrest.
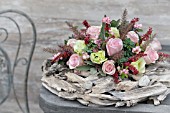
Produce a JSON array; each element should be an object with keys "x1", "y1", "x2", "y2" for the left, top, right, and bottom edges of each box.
[{"x1": 0, "y1": 10, "x2": 37, "y2": 113}]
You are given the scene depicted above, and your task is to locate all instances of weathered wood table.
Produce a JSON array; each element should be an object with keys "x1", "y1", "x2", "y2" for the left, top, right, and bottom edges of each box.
[{"x1": 39, "y1": 45, "x2": 170, "y2": 113}]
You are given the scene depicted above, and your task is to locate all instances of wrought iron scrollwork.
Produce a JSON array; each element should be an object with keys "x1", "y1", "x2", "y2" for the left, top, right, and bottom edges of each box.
[{"x1": 0, "y1": 10, "x2": 37, "y2": 113}]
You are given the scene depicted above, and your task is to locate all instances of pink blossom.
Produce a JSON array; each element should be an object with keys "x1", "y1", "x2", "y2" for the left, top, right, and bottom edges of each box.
[
  {"x1": 67, "y1": 39, "x2": 77, "y2": 47},
  {"x1": 67, "y1": 54, "x2": 83, "y2": 69},
  {"x1": 120, "y1": 69, "x2": 129, "y2": 75},
  {"x1": 134, "y1": 23, "x2": 142, "y2": 29},
  {"x1": 82, "y1": 52, "x2": 90, "y2": 60},
  {"x1": 126, "y1": 31, "x2": 139, "y2": 43},
  {"x1": 94, "y1": 39, "x2": 102, "y2": 47},
  {"x1": 86, "y1": 26, "x2": 101, "y2": 40},
  {"x1": 144, "y1": 46, "x2": 159, "y2": 64},
  {"x1": 123, "y1": 69, "x2": 129, "y2": 74},
  {"x1": 102, "y1": 60, "x2": 116, "y2": 75},
  {"x1": 106, "y1": 38, "x2": 123, "y2": 56},
  {"x1": 132, "y1": 46, "x2": 141, "y2": 54},
  {"x1": 149, "y1": 38, "x2": 162, "y2": 51},
  {"x1": 52, "y1": 52, "x2": 62, "y2": 61},
  {"x1": 102, "y1": 17, "x2": 111, "y2": 24}
]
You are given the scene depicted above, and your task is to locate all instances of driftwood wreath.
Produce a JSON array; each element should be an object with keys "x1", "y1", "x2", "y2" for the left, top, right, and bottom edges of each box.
[{"x1": 41, "y1": 59, "x2": 170, "y2": 107}]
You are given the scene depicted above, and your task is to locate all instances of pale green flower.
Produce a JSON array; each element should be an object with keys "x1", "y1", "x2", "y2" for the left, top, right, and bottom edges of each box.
[
  {"x1": 110, "y1": 27, "x2": 120, "y2": 38},
  {"x1": 131, "y1": 58, "x2": 146, "y2": 74},
  {"x1": 73, "y1": 40, "x2": 86, "y2": 54},
  {"x1": 90, "y1": 51, "x2": 107, "y2": 64}
]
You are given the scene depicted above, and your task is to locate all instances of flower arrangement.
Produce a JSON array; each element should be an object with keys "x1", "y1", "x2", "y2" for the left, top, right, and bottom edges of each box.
[
  {"x1": 44, "y1": 9, "x2": 169, "y2": 84},
  {"x1": 42, "y1": 9, "x2": 170, "y2": 107}
]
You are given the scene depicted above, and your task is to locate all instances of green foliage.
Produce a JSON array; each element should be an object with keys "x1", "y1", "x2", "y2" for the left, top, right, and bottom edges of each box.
[
  {"x1": 76, "y1": 65, "x2": 92, "y2": 71},
  {"x1": 123, "y1": 38, "x2": 135, "y2": 57},
  {"x1": 117, "y1": 38, "x2": 135, "y2": 64},
  {"x1": 64, "y1": 40, "x2": 68, "y2": 45},
  {"x1": 118, "y1": 57, "x2": 128, "y2": 64},
  {"x1": 136, "y1": 29, "x2": 143, "y2": 32},
  {"x1": 123, "y1": 38, "x2": 135, "y2": 50},
  {"x1": 84, "y1": 61, "x2": 94, "y2": 66},
  {"x1": 105, "y1": 32, "x2": 109, "y2": 37},
  {"x1": 99, "y1": 22, "x2": 106, "y2": 40},
  {"x1": 90, "y1": 68, "x2": 98, "y2": 75},
  {"x1": 98, "y1": 68, "x2": 106, "y2": 76},
  {"x1": 83, "y1": 41, "x2": 97, "y2": 53},
  {"x1": 58, "y1": 60, "x2": 65, "y2": 65},
  {"x1": 120, "y1": 73, "x2": 128, "y2": 79},
  {"x1": 111, "y1": 19, "x2": 120, "y2": 27}
]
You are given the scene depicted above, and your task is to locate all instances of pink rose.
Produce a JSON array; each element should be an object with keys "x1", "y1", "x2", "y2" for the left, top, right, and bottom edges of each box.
[
  {"x1": 144, "y1": 46, "x2": 159, "y2": 64},
  {"x1": 102, "y1": 60, "x2": 116, "y2": 75},
  {"x1": 67, "y1": 39, "x2": 77, "y2": 47},
  {"x1": 86, "y1": 26, "x2": 101, "y2": 40},
  {"x1": 132, "y1": 46, "x2": 141, "y2": 54},
  {"x1": 126, "y1": 31, "x2": 139, "y2": 43},
  {"x1": 149, "y1": 38, "x2": 162, "y2": 51},
  {"x1": 106, "y1": 38, "x2": 123, "y2": 56},
  {"x1": 102, "y1": 17, "x2": 111, "y2": 24},
  {"x1": 67, "y1": 54, "x2": 83, "y2": 69},
  {"x1": 134, "y1": 23, "x2": 142, "y2": 29}
]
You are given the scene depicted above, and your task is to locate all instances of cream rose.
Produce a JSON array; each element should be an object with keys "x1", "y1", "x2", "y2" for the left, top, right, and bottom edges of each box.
[
  {"x1": 102, "y1": 60, "x2": 116, "y2": 75},
  {"x1": 86, "y1": 26, "x2": 101, "y2": 40},
  {"x1": 67, "y1": 54, "x2": 83, "y2": 69},
  {"x1": 144, "y1": 46, "x2": 159, "y2": 64},
  {"x1": 126, "y1": 31, "x2": 139, "y2": 43},
  {"x1": 106, "y1": 38, "x2": 123, "y2": 56},
  {"x1": 109, "y1": 27, "x2": 120, "y2": 38}
]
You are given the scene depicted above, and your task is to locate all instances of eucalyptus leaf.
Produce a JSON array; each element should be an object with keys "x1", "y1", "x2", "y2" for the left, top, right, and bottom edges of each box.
[
  {"x1": 98, "y1": 68, "x2": 106, "y2": 76},
  {"x1": 76, "y1": 65, "x2": 92, "y2": 71},
  {"x1": 90, "y1": 68, "x2": 98, "y2": 74},
  {"x1": 84, "y1": 61, "x2": 94, "y2": 65}
]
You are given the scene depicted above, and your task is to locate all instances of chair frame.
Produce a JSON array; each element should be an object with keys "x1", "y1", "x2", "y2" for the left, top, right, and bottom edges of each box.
[{"x1": 0, "y1": 9, "x2": 37, "y2": 113}]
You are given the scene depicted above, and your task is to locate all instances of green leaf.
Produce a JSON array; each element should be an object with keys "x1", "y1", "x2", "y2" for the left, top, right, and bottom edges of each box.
[
  {"x1": 111, "y1": 19, "x2": 120, "y2": 27},
  {"x1": 99, "y1": 22, "x2": 106, "y2": 40},
  {"x1": 105, "y1": 32, "x2": 109, "y2": 37},
  {"x1": 84, "y1": 61, "x2": 94, "y2": 65},
  {"x1": 90, "y1": 68, "x2": 98, "y2": 75},
  {"x1": 64, "y1": 40, "x2": 68, "y2": 45},
  {"x1": 121, "y1": 73, "x2": 128, "y2": 79},
  {"x1": 58, "y1": 60, "x2": 65, "y2": 65},
  {"x1": 136, "y1": 29, "x2": 143, "y2": 32},
  {"x1": 98, "y1": 68, "x2": 106, "y2": 76},
  {"x1": 118, "y1": 57, "x2": 128, "y2": 64},
  {"x1": 76, "y1": 65, "x2": 92, "y2": 71}
]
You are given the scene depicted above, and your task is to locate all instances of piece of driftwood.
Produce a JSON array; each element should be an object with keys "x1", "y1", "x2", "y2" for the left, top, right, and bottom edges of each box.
[
  {"x1": 41, "y1": 60, "x2": 170, "y2": 107},
  {"x1": 109, "y1": 83, "x2": 167, "y2": 101},
  {"x1": 116, "y1": 81, "x2": 138, "y2": 91}
]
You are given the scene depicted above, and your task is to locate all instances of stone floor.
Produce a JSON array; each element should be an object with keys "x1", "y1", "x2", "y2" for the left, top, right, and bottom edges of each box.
[{"x1": 0, "y1": 0, "x2": 170, "y2": 113}]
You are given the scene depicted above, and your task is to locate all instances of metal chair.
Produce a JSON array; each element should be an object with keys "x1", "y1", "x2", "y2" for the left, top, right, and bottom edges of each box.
[{"x1": 0, "y1": 10, "x2": 37, "y2": 113}]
